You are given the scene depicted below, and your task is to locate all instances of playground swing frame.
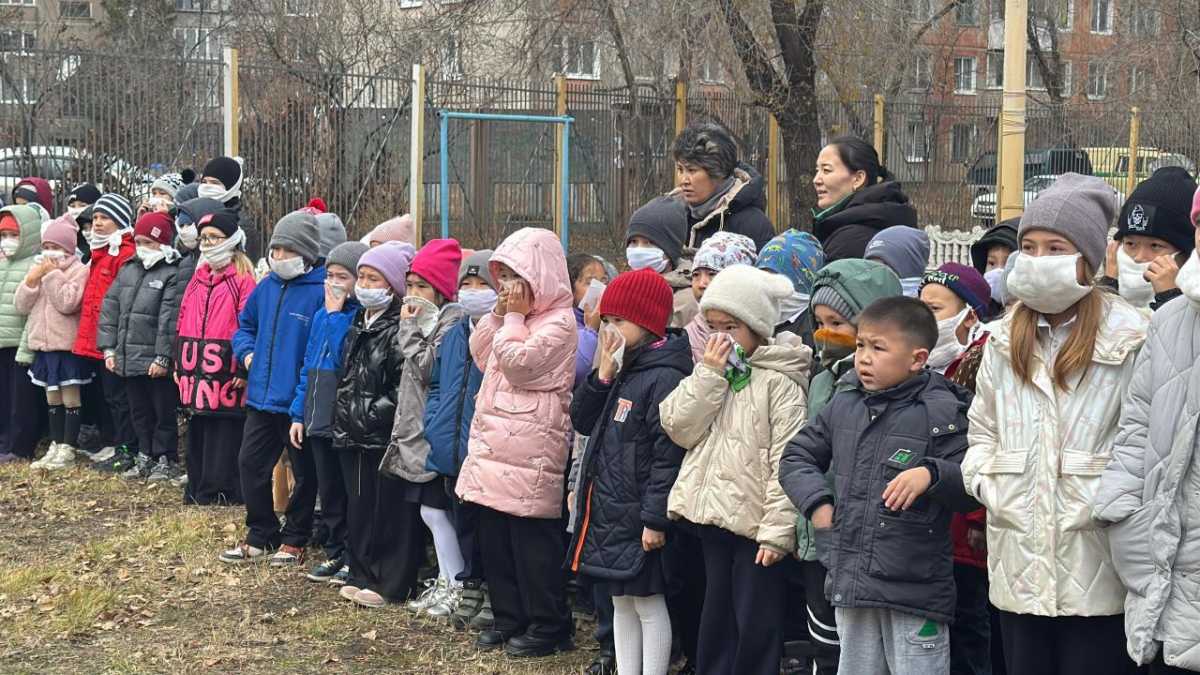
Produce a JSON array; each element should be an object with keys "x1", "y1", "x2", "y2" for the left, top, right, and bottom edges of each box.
[{"x1": 437, "y1": 109, "x2": 575, "y2": 250}]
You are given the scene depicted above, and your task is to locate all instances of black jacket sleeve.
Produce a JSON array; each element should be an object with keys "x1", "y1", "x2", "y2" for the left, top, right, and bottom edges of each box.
[
  {"x1": 570, "y1": 371, "x2": 612, "y2": 437},
  {"x1": 640, "y1": 372, "x2": 688, "y2": 531},
  {"x1": 779, "y1": 404, "x2": 836, "y2": 518},
  {"x1": 922, "y1": 407, "x2": 980, "y2": 513}
]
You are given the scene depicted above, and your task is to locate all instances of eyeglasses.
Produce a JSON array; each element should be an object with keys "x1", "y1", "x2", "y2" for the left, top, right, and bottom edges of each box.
[{"x1": 199, "y1": 235, "x2": 227, "y2": 246}]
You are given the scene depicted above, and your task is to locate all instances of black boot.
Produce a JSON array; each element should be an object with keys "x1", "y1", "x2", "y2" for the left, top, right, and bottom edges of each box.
[
  {"x1": 584, "y1": 651, "x2": 616, "y2": 675},
  {"x1": 504, "y1": 631, "x2": 575, "y2": 658},
  {"x1": 475, "y1": 628, "x2": 515, "y2": 650},
  {"x1": 63, "y1": 407, "x2": 82, "y2": 449},
  {"x1": 47, "y1": 405, "x2": 65, "y2": 444}
]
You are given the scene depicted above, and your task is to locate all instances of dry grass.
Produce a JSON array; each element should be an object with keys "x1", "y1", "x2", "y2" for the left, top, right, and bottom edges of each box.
[{"x1": 0, "y1": 463, "x2": 594, "y2": 674}]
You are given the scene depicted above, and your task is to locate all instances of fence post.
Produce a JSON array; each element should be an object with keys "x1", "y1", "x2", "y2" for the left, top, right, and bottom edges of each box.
[
  {"x1": 767, "y1": 114, "x2": 780, "y2": 230},
  {"x1": 554, "y1": 74, "x2": 567, "y2": 238},
  {"x1": 873, "y1": 94, "x2": 885, "y2": 166},
  {"x1": 222, "y1": 47, "x2": 239, "y2": 157},
  {"x1": 674, "y1": 80, "x2": 687, "y2": 136},
  {"x1": 409, "y1": 63, "x2": 426, "y2": 246},
  {"x1": 1126, "y1": 107, "x2": 1140, "y2": 199},
  {"x1": 997, "y1": 0, "x2": 1029, "y2": 222}
]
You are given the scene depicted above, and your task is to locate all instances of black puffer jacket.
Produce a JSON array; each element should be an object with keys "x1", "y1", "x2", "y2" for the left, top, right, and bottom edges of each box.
[
  {"x1": 565, "y1": 332, "x2": 692, "y2": 580},
  {"x1": 332, "y1": 298, "x2": 404, "y2": 451},
  {"x1": 779, "y1": 370, "x2": 977, "y2": 623},
  {"x1": 96, "y1": 257, "x2": 181, "y2": 376},
  {"x1": 682, "y1": 164, "x2": 776, "y2": 252},
  {"x1": 813, "y1": 181, "x2": 918, "y2": 262}
]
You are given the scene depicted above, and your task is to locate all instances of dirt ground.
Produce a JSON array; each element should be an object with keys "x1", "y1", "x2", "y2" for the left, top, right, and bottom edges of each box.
[{"x1": 0, "y1": 462, "x2": 595, "y2": 674}]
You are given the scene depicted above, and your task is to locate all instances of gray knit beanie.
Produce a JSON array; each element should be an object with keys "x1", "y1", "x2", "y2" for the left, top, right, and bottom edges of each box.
[
  {"x1": 459, "y1": 248, "x2": 496, "y2": 289},
  {"x1": 316, "y1": 212, "x2": 347, "y2": 257},
  {"x1": 269, "y1": 211, "x2": 321, "y2": 266},
  {"x1": 811, "y1": 286, "x2": 856, "y2": 325},
  {"x1": 864, "y1": 226, "x2": 930, "y2": 279},
  {"x1": 326, "y1": 241, "x2": 368, "y2": 275},
  {"x1": 1018, "y1": 172, "x2": 1118, "y2": 273}
]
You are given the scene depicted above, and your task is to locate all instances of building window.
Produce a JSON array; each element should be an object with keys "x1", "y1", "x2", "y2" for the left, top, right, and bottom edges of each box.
[
  {"x1": 175, "y1": 0, "x2": 221, "y2": 10},
  {"x1": 0, "y1": 30, "x2": 36, "y2": 53},
  {"x1": 59, "y1": 1, "x2": 90, "y2": 18},
  {"x1": 908, "y1": 54, "x2": 931, "y2": 90},
  {"x1": 956, "y1": 0, "x2": 978, "y2": 25},
  {"x1": 907, "y1": 0, "x2": 932, "y2": 21},
  {"x1": 905, "y1": 119, "x2": 929, "y2": 163},
  {"x1": 954, "y1": 56, "x2": 977, "y2": 94},
  {"x1": 1130, "y1": 66, "x2": 1152, "y2": 96},
  {"x1": 699, "y1": 56, "x2": 724, "y2": 84},
  {"x1": 1027, "y1": 55, "x2": 1045, "y2": 90},
  {"x1": 989, "y1": 0, "x2": 1003, "y2": 21},
  {"x1": 284, "y1": 0, "x2": 315, "y2": 16},
  {"x1": 0, "y1": 0, "x2": 35, "y2": 5},
  {"x1": 1060, "y1": 61, "x2": 1073, "y2": 96},
  {"x1": 1130, "y1": 2, "x2": 1160, "y2": 37},
  {"x1": 397, "y1": 0, "x2": 423, "y2": 7},
  {"x1": 0, "y1": 74, "x2": 36, "y2": 104},
  {"x1": 1087, "y1": 62, "x2": 1109, "y2": 99},
  {"x1": 986, "y1": 50, "x2": 1003, "y2": 88},
  {"x1": 951, "y1": 123, "x2": 978, "y2": 163},
  {"x1": 1030, "y1": 0, "x2": 1073, "y2": 31},
  {"x1": 1090, "y1": 0, "x2": 1112, "y2": 34},
  {"x1": 440, "y1": 31, "x2": 463, "y2": 79},
  {"x1": 561, "y1": 38, "x2": 598, "y2": 79},
  {"x1": 174, "y1": 27, "x2": 219, "y2": 60}
]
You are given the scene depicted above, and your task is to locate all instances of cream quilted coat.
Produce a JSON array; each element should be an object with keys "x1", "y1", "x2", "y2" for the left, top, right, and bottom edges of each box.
[
  {"x1": 962, "y1": 294, "x2": 1147, "y2": 617},
  {"x1": 1094, "y1": 296, "x2": 1200, "y2": 669},
  {"x1": 659, "y1": 333, "x2": 810, "y2": 554}
]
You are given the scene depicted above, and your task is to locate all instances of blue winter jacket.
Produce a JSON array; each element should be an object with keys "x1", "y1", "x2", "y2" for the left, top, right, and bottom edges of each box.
[
  {"x1": 288, "y1": 300, "x2": 360, "y2": 437},
  {"x1": 233, "y1": 265, "x2": 326, "y2": 414},
  {"x1": 423, "y1": 316, "x2": 484, "y2": 476}
]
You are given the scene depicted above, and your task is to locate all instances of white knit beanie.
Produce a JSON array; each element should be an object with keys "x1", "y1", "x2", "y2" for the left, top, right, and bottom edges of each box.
[{"x1": 699, "y1": 264, "x2": 794, "y2": 339}]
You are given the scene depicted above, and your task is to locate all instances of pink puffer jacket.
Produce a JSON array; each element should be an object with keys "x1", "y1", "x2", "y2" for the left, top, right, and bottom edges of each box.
[
  {"x1": 455, "y1": 228, "x2": 578, "y2": 519},
  {"x1": 175, "y1": 262, "x2": 257, "y2": 414},
  {"x1": 13, "y1": 257, "x2": 88, "y2": 353}
]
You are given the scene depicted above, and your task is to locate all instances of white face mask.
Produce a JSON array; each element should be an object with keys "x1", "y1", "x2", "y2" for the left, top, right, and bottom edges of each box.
[
  {"x1": 355, "y1": 285, "x2": 392, "y2": 310},
  {"x1": 136, "y1": 245, "x2": 165, "y2": 269},
  {"x1": 597, "y1": 322, "x2": 626, "y2": 373},
  {"x1": 459, "y1": 288, "x2": 498, "y2": 318},
  {"x1": 325, "y1": 278, "x2": 350, "y2": 299},
  {"x1": 984, "y1": 268, "x2": 1006, "y2": 304},
  {"x1": 777, "y1": 290, "x2": 810, "y2": 324},
  {"x1": 1116, "y1": 247, "x2": 1154, "y2": 308},
  {"x1": 626, "y1": 246, "x2": 668, "y2": 273},
  {"x1": 1006, "y1": 253, "x2": 1091, "y2": 315},
  {"x1": 899, "y1": 276, "x2": 923, "y2": 298},
  {"x1": 269, "y1": 255, "x2": 308, "y2": 281},
  {"x1": 176, "y1": 223, "x2": 198, "y2": 250},
  {"x1": 198, "y1": 182, "x2": 240, "y2": 203},
  {"x1": 199, "y1": 228, "x2": 244, "y2": 270},
  {"x1": 927, "y1": 307, "x2": 971, "y2": 372},
  {"x1": 0, "y1": 238, "x2": 19, "y2": 258},
  {"x1": 403, "y1": 295, "x2": 440, "y2": 337},
  {"x1": 66, "y1": 205, "x2": 86, "y2": 220},
  {"x1": 1176, "y1": 250, "x2": 1200, "y2": 308}
]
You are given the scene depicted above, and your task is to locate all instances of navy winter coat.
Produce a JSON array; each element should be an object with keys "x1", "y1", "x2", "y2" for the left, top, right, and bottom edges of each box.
[
  {"x1": 288, "y1": 300, "x2": 360, "y2": 438},
  {"x1": 423, "y1": 316, "x2": 484, "y2": 476}
]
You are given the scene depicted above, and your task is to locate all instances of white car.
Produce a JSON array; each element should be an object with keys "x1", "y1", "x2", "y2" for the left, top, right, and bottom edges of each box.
[
  {"x1": 0, "y1": 146, "x2": 153, "y2": 204},
  {"x1": 970, "y1": 174, "x2": 1124, "y2": 223}
]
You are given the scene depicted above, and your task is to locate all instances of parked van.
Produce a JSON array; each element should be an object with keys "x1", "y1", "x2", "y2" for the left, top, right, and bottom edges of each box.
[
  {"x1": 965, "y1": 146, "x2": 1093, "y2": 195},
  {"x1": 1083, "y1": 146, "x2": 1197, "y2": 192}
]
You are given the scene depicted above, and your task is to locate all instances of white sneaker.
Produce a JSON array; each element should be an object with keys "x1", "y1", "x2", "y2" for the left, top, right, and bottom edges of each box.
[
  {"x1": 43, "y1": 444, "x2": 76, "y2": 470},
  {"x1": 427, "y1": 582, "x2": 463, "y2": 618},
  {"x1": 89, "y1": 446, "x2": 117, "y2": 464},
  {"x1": 31, "y1": 442, "x2": 58, "y2": 469},
  {"x1": 406, "y1": 578, "x2": 446, "y2": 612}
]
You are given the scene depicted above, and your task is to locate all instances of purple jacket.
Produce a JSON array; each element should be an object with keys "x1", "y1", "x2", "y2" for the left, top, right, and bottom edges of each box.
[{"x1": 574, "y1": 308, "x2": 597, "y2": 387}]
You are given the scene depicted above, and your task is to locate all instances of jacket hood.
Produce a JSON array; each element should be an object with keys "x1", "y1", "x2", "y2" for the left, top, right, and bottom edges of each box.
[
  {"x1": 176, "y1": 197, "x2": 228, "y2": 224},
  {"x1": 489, "y1": 227, "x2": 572, "y2": 315},
  {"x1": 990, "y1": 292, "x2": 1148, "y2": 365},
  {"x1": 810, "y1": 258, "x2": 903, "y2": 317},
  {"x1": 969, "y1": 218, "x2": 1019, "y2": 273},
  {"x1": 625, "y1": 330, "x2": 693, "y2": 377},
  {"x1": 0, "y1": 204, "x2": 44, "y2": 260},
  {"x1": 728, "y1": 163, "x2": 767, "y2": 213},
  {"x1": 15, "y1": 177, "x2": 53, "y2": 215},
  {"x1": 748, "y1": 332, "x2": 813, "y2": 390},
  {"x1": 814, "y1": 181, "x2": 917, "y2": 242}
]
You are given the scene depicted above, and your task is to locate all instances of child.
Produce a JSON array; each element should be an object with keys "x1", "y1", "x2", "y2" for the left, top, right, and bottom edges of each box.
[
  {"x1": 0, "y1": 203, "x2": 43, "y2": 463},
  {"x1": 682, "y1": 231, "x2": 757, "y2": 363},
  {"x1": 1100, "y1": 166, "x2": 1197, "y2": 311},
  {"x1": 168, "y1": 197, "x2": 227, "y2": 325},
  {"x1": 1096, "y1": 203, "x2": 1200, "y2": 673},
  {"x1": 864, "y1": 225, "x2": 930, "y2": 297},
  {"x1": 221, "y1": 211, "x2": 325, "y2": 565},
  {"x1": 11, "y1": 177, "x2": 53, "y2": 218},
  {"x1": 625, "y1": 196, "x2": 692, "y2": 327},
  {"x1": 962, "y1": 174, "x2": 1147, "y2": 675},
  {"x1": 65, "y1": 183, "x2": 100, "y2": 258},
  {"x1": 423, "y1": 249, "x2": 497, "y2": 629},
  {"x1": 287, "y1": 241, "x2": 367, "y2": 584},
  {"x1": 73, "y1": 194, "x2": 138, "y2": 471},
  {"x1": 918, "y1": 262, "x2": 992, "y2": 374},
  {"x1": 455, "y1": 227, "x2": 577, "y2": 656},
  {"x1": 780, "y1": 296, "x2": 976, "y2": 675},
  {"x1": 97, "y1": 211, "x2": 183, "y2": 481},
  {"x1": 756, "y1": 229, "x2": 826, "y2": 344},
  {"x1": 176, "y1": 211, "x2": 256, "y2": 504},
  {"x1": 659, "y1": 264, "x2": 809, "y2": 675},
  {"x1": 367, "y1": 214, "x2": 415, "y2": 247},
  {"x1": 14, "y1": 215, "x2": 89, "y2": 467},
  {"x1": 567, "y1": 253, "x2": 607, "y2": 385},
  {"x1": 379, "y1": 240, "x2": 469, "y2": 618},
  {"x1": 970, "y1": 217, "x2": 1018, "y2": 274},
  {"x1": 331, "y1": 242, "x2": 421, "y2": 608},
  {"x1": 138, "y1": 173, "x2": 184, "y2": 218},
  {"x1": 568, "y1": 268, "x2": 691, "y2": 675}
]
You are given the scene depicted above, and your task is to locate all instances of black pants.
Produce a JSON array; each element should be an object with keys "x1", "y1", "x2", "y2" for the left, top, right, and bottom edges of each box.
[
  {"x1": 696, "y1": 524, "x2": 788, "y2": 675},
  {"x1": 237, "y1": 409, "x2": 316, "y2": 549},
  {"x1": 309, "y1": 436, "x2": 347, "y2": 562},
  {"x1": 123, "y1": 375, "x2": 179, "y2": 461},
  {"x1": 798, "y1": 558, "x2": 839, "y2": 675},
  {"x1": 667, "y1": 525, "x2": 705, "y2": 666},
  {"x1": 339, "y1": 447, "x2": 425, "y2": 601},
  {"x1": 998, "y1": 610, "x2": 1138, "y2": 675},
  {"x1": 594, "y1": 581, "x2": 615, "y2": 653},
  {"x1": 446, "y1": 475, "x2": 484, "y2": 582},
  {"x1": 0, "y1": 347, "x2": 47, "y2": 458},
  {"x1": 98, "y1": 366, "x2": 136, "y2": 449},
  {"x1": 185, "y1": 415, "x2": 244, "y2": 505},
  {"x1": 952, "y1": 564, "x2": 992, "y2": 675},
  {"x1": 477, "y1": 505, "x2": 571, "y2": 640}
]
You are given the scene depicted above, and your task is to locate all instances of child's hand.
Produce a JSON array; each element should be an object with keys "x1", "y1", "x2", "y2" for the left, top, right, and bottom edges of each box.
[
  {"x1": 324, "y1": 283, "x2": 347, "y2": 312},
  {"x1": 596, "y1": 328, "x2": 620, "y2": 381},
  {"x1": 401, "y1": 302, "x2": 422, "y2": 321},
  {"x1": 882, "y1": 466, "x2": 933, "y2": 511},
  {"x1": 755, "y1": 546, "x2": 783, "y2": 567},
  {"x1": 506, "y1": 281, "x2": 531, "y2": 316},
  {"x1": 148, "y1": 363, "x2": 167, "y2": 378},
  {"x1": 811, "y1": 503, "x2": 834, "y2": 530},
  {"x1": 1148, "y1": 253, "x2": 1181, "y2": 294},
  {"x1": 701, "y1": 334, "x2": 732, "y2": 370},
  {"x1": 642, "y1": 527, "x2": 666, "y2": 552},
  {"x1": 566, "y1": 491, "x2": 575, "y2": 516},
  {"x1": 231, "y1": 377, "x2": 246, "y2": 390},
  {"x1": 289, "y1": 422, "x2": 304, "y2": 449},
  {"x1": 243, "y1": 353, "x2": 253, "y2": 370},
  {"x1": 583, "y1": 303, "x2": 601, "y2": 331},
  {"x1": 105, "y1": 356, "x2": 117, "y2": 372}
]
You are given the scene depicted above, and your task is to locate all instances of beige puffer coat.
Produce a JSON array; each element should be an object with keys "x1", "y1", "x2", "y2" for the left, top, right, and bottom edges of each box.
[
  {"x1": 963, "y1": 294, "x2": 1148, "y2": 617},
  {"x1": 660, "y1": 333, "x2": 810, "y2": 554}
]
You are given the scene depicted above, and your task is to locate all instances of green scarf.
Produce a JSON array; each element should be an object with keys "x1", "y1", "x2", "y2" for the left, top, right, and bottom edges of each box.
[
  {"x1": 811, "y1": 192, "x2": 854, "y2": 223},
  {"x1": 724, "y1": 343, "x2": 752, "y2": 392}
]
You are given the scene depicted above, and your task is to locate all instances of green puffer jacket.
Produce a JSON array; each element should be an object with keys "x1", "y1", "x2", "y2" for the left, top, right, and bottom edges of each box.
[
  {"x1": 0, "y1": 205, "x2": 45, "y2": 356},
  {"x1": 794, "y1": 258, "x2": 902, "y2": 561}
]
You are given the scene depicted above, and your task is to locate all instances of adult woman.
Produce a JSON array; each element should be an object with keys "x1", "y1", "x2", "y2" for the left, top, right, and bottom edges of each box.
[
  {"x1": 669, "y1": 121, "x2": 774, "y2": 252},
  {"x1": 963, "y1": 174, "x2": 1146, "y2": 675},
  {"x1": 811, "y1": 136, "x2": 917, "y2": 262}
]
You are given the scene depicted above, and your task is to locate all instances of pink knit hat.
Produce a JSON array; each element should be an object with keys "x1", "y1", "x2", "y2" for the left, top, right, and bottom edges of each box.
[
  {"x1": 368, "y1": 214, "x2": 415, "y2": 246},
  {"x1": 358, "y1": 241, "x2": 415, "y2": 294},
  {"x1": 42, "y1": 214, "x2": 78, "y2": 254},
  {"x1": 1191, "y1": 185, "x2": 1200, "y2": 227},
  {"x1": 410, "y1": 239, "x2": 463, "y2": 301}
]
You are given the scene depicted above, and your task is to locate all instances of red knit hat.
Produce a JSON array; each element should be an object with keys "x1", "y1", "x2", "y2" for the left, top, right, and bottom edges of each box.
[
  {"x1": 134, "y1": 211, "x2": 175, "y2": 246},
  {"x1": 410, "y1": 238, "x2": 463, "y2": 302},
  {"x1": 599, "y1": 268, "x2": 673, "y2": 337}
]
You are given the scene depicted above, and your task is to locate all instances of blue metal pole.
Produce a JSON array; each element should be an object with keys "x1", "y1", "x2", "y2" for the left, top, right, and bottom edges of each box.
[
  {"x1": 439, "y1": 112, "x2": 450, "y2": 239},
  {"x1": 560, "y1": 120, "x2": 571, "y2": 250}
]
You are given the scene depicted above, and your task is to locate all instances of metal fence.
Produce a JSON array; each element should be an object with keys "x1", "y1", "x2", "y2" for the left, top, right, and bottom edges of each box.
[{"x1": 2, "y1": 48, "x2": 1197, "y2": 262}]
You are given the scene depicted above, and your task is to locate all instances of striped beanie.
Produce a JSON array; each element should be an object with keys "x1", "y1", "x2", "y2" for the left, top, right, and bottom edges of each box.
[{"x1": 93, "y1": 194, "x2": 133, "y2": 231}]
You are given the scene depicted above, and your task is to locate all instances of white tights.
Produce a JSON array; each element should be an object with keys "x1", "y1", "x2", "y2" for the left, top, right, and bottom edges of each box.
[
  {"x1": 419, "y1": 505, "x2": 465, "y2": 585},
  {"x1": 612, "y1": 593, "x2": 672, "y2": 675}
]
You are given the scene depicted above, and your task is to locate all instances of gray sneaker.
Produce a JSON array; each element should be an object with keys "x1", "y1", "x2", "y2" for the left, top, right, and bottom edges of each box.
[
  {"x1": 147, "y1": 457, "x2": 184, "y2": 482},
  {"x1": 468, "y1": 589, "x2": 494, "y2": 630},
  {"x1": 121, "y1": 452, "x2": 154, "y2": 479}
]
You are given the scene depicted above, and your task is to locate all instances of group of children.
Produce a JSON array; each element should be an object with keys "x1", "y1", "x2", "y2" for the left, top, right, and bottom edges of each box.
[{"x1": 2, "y1": 127, "x2": 1200, "y2": 675}]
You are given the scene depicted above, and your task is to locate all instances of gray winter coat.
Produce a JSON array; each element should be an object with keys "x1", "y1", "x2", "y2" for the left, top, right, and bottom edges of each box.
[
  {"x1": 1094, "y1": 295, "x2": 1200, "y2": 670},
  {"x1": 381, "y1": 302, "x2": 467, "y2": 483},
  {"x1": 97, "y1": 257, "x2": 181, "y2": 376}
]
